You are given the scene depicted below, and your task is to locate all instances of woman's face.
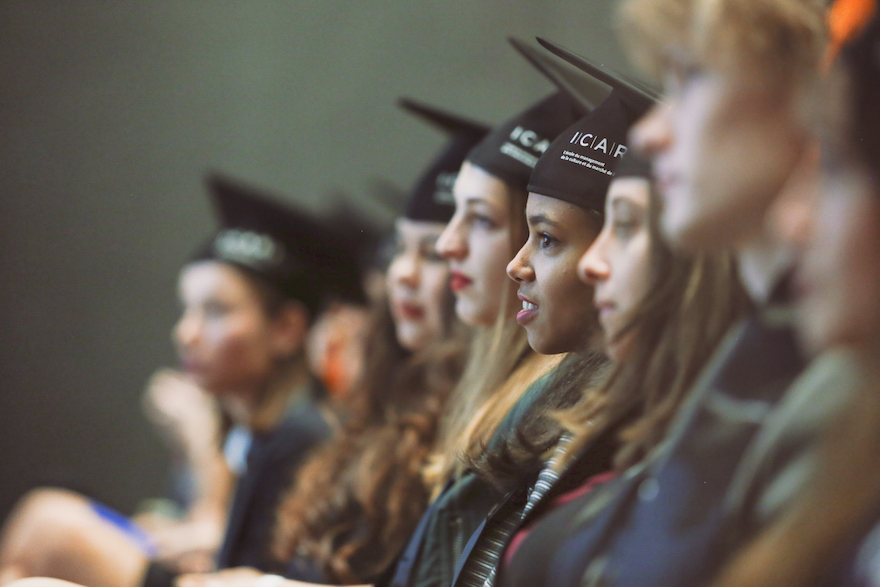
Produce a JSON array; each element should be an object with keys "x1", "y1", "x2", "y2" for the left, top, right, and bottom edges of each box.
[
  {"x1": 386, "y1": 218, "x2": 450, "y2": 352},
  {"x1": 578, "y1": 178, "x2": 653, "y2": 362},
  {"x1": 436, "y1": 161, "x2": 518, "y2": 326},
  {"x1": 507, "y1": 193, "x2": 600, "y2": 354},
  {"x1": 174, "y1": 261, "x2": 283, "y2": 396},
  {"x1": 631, "y1": 60, "x2": 806, "y2": 251}
]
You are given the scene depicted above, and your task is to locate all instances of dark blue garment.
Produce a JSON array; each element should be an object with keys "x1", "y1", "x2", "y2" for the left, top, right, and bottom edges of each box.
[
  {"x1": 142, "y1": 381, "x2": 330, "y2": 587},
  {"x1": 216, "y1": 382, "x2": 331, "y2": 570},
  {"x1": 500, "y1": 313, "x2": 807, "y2": 587}
]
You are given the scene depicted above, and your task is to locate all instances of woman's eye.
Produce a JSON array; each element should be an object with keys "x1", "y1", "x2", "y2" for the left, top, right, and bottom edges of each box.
[
  {"x1": 538, "y1": 232, "x2": 558, "y2": 249},
  {"x1": 612, "y1": 220, "x2": 638, "y2": 239},
  {"x1": 469, "y1": 213, "x2": 495, "y2": 229},
  {"x1": 203, "y1": 301, "x2": 231, "y2": 318}
]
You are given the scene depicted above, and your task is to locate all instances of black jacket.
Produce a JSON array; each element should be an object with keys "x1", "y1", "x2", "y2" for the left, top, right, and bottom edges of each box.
[{"x1": 216, "y1": 383, "x2": 331, "y2": 570}]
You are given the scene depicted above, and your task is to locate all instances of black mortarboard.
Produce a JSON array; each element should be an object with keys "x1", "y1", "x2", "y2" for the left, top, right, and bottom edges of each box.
[
  {"x1": 535, "y1": 37, "x2": 661, "y2": 113},
  {"x1": 466, "y1": 91, "x2": 586, "y2": 193},
  {"x1": 399, "y1": 98, "x2": 491, "y2": 223},
  {"x1": 521, "y1": 38, "x2": 657, "y2": 211},
  {"x1": 841, "y1": 7, "x2": 880, "y2": 177},
  {"x1": 527, "y1": 92, "x2": 637, "y2": 211},
  {"x1": 197, "y1": 173, "x2": 364, "y2": 316}
]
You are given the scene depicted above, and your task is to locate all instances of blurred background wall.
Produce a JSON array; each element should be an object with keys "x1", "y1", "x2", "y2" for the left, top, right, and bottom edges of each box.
[{"x1": 0, "y1": 1, "x2": 630, "y2": 520}]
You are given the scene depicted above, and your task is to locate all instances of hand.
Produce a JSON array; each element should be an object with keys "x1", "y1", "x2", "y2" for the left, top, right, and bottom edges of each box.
[
  {"x1": 176, "y1": 568, "x2": 263, "y2": 587},
  {"x1": 149, "y1": 517, "x2": 225, "y2": 572},
  {"x1": 142, "y1": 369, "x2": 222, "y2": 453}
]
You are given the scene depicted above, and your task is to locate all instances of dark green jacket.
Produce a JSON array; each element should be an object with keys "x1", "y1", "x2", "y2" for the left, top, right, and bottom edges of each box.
[{"x1": 385, "y1": 371, "x2": 556, "y2": 587}]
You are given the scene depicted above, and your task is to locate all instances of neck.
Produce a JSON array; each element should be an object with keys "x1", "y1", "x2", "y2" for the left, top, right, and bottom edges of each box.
[
  {"x1": 220, "y1": 357, "x2": 310, "y2": 431},
  {"x1": 735, "y1": 230, "x2": 793, "y2": 305},
  {"x1": 219, "y1": 386, "x2": 264, "y2": 427}
]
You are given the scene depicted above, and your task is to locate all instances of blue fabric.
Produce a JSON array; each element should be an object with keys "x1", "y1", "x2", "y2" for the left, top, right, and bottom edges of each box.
[{"x1": 90, "y1": 501, "x2": 158, "y2": 557}]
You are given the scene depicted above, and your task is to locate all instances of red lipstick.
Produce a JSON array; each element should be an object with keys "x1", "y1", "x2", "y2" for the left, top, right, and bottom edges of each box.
[
  {"x1": 450, "y1": 271, "x2": 473, "y2": 293},
  {"x1": 398, "y1": 302, "x2": 425, "y2": 320}
]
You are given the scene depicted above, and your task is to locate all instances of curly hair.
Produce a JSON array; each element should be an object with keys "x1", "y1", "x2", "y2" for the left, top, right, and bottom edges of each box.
[{"x1": 271, "y1": 296, "x2": 467, "y2": 583}]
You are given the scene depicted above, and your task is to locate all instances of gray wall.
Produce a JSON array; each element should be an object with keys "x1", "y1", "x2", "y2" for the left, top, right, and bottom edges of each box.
[{"x1": 0, "y1": 1, "x2": 630, "y2": 519}]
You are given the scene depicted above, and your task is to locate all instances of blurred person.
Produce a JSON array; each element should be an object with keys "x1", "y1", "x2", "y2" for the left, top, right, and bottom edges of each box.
[
  {"x1": 497, "y1": 151, "x2": 747, "y2": 587},
  {"x1": 0, "y1": 174, "x2": 366, "y2": 587},
  {"x1": 135, "y1": 368, "x2": 234, "y2": 572},
  {"x1": 707, "y1": 2, "x2": 880, "y2": 585}
]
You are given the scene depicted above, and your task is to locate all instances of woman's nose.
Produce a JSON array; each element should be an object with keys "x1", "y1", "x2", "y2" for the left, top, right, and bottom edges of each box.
[
  {"x1": 395, "y1": 254, "x2": 420, "y2": 288},
  {"x1": 173, "y1": 310, "x2": 201, "y2": 348},
  {"x1": 506, "y1": 243, "x2": 534, "y2": 284},
  {"x1": 436, "y1": 216, "x2": 467, "y2": 261},
  {"x1": 578, "y1": 238, "x2": 610, "y2": 285}
]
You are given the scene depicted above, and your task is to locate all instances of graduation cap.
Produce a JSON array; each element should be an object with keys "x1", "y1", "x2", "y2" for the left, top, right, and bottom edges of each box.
[
  {"x1": 840, "y1": 6, "x2": 880, "y2": 172},
  {"x1": 518, "y1": 38, "x2": 658, "y2": 212},
  {"x1": 535, "y1": 37, "x2": 661, "y2": 113},
  {"x1": 466, "y1": 92, "x2": 586, "y2": 193},
  {"x1": 197, "y1": 173, "x2": 364, "y2": 316},
  {"x1": 399, "y1": 98, "x2": 491, "y2": 223}
]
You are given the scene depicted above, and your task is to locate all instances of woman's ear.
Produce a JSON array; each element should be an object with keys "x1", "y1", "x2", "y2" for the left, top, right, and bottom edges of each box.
[{"x1": 269, "y1": 300, "x2": 310, "y2": 359}]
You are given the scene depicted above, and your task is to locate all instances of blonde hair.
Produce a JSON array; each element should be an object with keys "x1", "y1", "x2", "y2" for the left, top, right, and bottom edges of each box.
[
  {"x1": 424, "y1": 185, "x2": 562, "y2": 491},
  {"x1": 617, "y1": 0, "x2": 826, "y2": 86}
]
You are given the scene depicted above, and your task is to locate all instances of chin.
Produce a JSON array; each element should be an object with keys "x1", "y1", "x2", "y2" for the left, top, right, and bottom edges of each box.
[
  {"x1": 527, "y1": 331, "x2": 570, "y2": 356},
  {"x1": 455, "y1": 298, "x2": 493, "y2": 327}
]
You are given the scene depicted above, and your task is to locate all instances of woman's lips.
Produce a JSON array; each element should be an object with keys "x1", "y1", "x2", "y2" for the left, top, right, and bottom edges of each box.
[
  {"x1": 516, "y1": 293, "x2": 539, "y2": 325},
  {"x1": 595, "y1": 301, "x2": 616, "y2": 325},
  {"x1": 450, "y1": 271, "x2": 473, "y2": 293},
  {"x1": 397, "y1": 302, "x2": 425, "y2": 320}
]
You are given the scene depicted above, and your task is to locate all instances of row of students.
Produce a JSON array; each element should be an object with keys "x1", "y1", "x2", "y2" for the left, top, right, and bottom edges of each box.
[{"x1": 4, "y1": 0, "x2": 880, "y2": 585}]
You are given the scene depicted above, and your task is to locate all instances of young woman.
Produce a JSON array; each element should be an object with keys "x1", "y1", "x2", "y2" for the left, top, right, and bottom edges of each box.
[
  {"x1": 496, "y1": 153, "x2": 748, "y2": 587},
  {"x1": 0, "y1": 175, "x2": 363, "y2": 587}
]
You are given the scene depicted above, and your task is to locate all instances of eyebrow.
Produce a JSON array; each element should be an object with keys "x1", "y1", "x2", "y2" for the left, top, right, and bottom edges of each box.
[
  {"x1": 528, "y1": 213, "x2": 560, "y2": 227},
  {"x1": 464, "y1": 197, "x2": 490, "y2": 208}
]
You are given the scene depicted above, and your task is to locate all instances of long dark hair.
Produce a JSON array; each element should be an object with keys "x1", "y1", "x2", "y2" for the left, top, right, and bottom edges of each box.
[
  {"x1": 558, "y1": 186, "x2": 750, "y2": 471},
  {"x1": 272, "y1": 291, "x2": 468, "y2": 583}
]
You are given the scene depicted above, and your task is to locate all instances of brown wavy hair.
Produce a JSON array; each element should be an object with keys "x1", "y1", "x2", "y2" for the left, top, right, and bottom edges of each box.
[
  {"x1": 557, "y1": 185, "x2": 751, "y2": 472},
  {"x1": 271, "y1": 293, "x2": 468, "y2": 583}
]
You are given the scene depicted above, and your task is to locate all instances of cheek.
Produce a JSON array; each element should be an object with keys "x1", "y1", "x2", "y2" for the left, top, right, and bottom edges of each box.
[
  {"x1": 386, "y1": 259, "x2": 402, "y2": 295},
  {"x1": 206, "y1": 321, "x2": 273, "y2": 375},
  {"x1": 422, "y1": 267, "x2": 450, "y2": 327},
  {"x1": 475, "y1": 232, "x2": 514, "y2": 293},
  {"x1": 617, "y1": 240, "x2": 652, "y2": 315}
]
